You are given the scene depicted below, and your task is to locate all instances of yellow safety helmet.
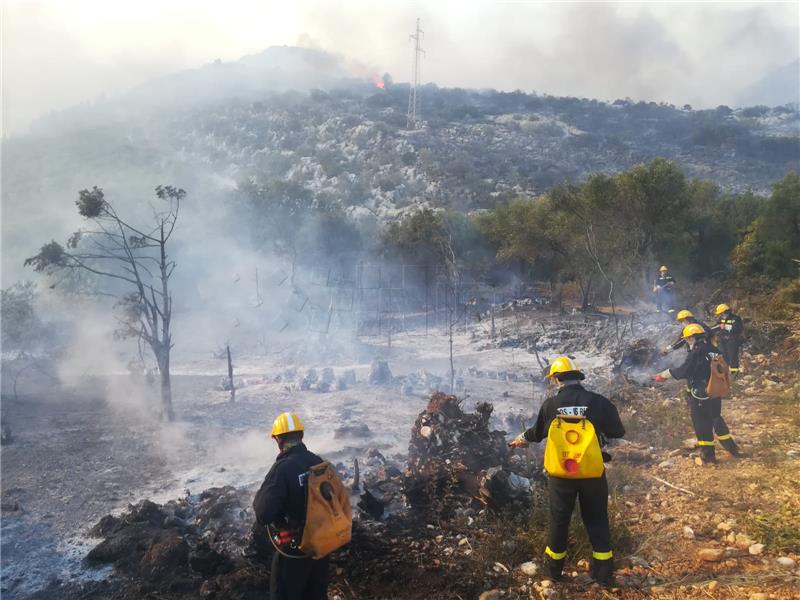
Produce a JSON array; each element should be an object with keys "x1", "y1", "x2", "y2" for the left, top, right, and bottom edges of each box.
[
  {"x1": 681, "y1": 323, "x2": 706, "y2": 339},
  {"x1": 546, "y1": 356, "x2": 585, "y2": 380},
  {"x1": 271, "y1": 412, "x2": 305, "y2": 437},
  {"x1": 715, "y1": 303, "x2": 730, "y2": 316},
  {"x1": 676, "y1": 309, "x2": 694, "y2": 321},
  {"x1": 659, "y1": 265, "x2": 668, "y2": 272}
]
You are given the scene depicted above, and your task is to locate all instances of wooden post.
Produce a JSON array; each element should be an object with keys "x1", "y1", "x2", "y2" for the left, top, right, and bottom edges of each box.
[
  {"x1": 352, "y1": 459, "x2": 360, "y2": 491},
  {"x1": 227, "y1": 345, "x2": 235, "y2": 402},
  {"x1": 491, "y1": 291, "x2": 496, "y2": 339}
]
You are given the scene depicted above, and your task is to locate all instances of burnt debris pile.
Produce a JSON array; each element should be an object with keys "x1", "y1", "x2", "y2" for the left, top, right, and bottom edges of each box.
[
  {"x1": 85, "y1": 487, "x2": 271, "y2": 599},
  {"x1": 614, "y1": 338, "x2": 663, "y2": 378},
  {"x1": 403, "y1": 392, "x2": 534, "y2": 513}
]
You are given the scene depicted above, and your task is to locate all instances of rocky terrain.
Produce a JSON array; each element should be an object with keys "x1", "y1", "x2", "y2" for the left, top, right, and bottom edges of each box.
[{"x1": 3, "y1": 47, "x2": 799, "y2": 280}]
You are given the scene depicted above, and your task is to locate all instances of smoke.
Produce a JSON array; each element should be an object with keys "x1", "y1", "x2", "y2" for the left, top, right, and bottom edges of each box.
[
  {"x1": 288, "y1": 2, "x2": 799, "y2": 108},
  {"x1": 54, "y1": 301, "x2": 161, "y2": 420},
  {"x1": 3, "y1": 1, "x2": 797, "y2": 137}
]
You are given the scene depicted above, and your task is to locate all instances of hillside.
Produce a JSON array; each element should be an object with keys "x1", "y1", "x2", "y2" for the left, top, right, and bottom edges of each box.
[{"x1": 2, "y1": 46, "x2": 799, "y2": 281}]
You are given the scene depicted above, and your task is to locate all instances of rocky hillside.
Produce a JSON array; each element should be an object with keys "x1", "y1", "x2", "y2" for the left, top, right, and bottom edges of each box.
[{"x1": 2, "y1": 46, "x2": 798, "y2": 279}]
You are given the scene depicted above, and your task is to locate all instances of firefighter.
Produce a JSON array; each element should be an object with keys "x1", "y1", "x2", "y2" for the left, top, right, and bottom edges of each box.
[
  {"x1": 713, "y1": 304, "x2": 745, "y2": 376},
  {"x1": 653, "y1": 265, "x2": 676, "y2": 314},
  {"x1": 253, "y1": 412, "x2": 329, "y2": 600},
  {"x1": 663, "y1": 309, "x2": 714, "y2": 354},
  {"x1": 510, "y1": 357, "x2": 625, "y2": 585},
  {"x1": 654, "y1": 324, "x2": 741, "y2": 464}
]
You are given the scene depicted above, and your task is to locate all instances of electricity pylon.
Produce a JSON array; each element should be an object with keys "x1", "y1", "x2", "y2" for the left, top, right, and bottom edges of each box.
[{"x1": 406, "y1": 18, "x2": 425, "y2": 130}]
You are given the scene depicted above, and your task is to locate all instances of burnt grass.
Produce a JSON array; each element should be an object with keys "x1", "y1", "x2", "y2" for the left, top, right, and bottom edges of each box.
[
  {"x1": 7, "y1": 315, "x2": 798, "y2": 600},
  {"x1": 44, "y1": 493, "x2": 512, "y2": 600}
]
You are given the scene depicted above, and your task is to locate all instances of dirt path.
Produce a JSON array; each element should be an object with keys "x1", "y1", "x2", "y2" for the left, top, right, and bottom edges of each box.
[{"x1": 604, "y1": 382, "x2": 800, "y2": 599}]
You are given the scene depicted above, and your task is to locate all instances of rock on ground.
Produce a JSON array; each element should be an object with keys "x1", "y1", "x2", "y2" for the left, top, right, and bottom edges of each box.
[
  {"x1": 697, "y1": 548, "x2": 725, "y2": 562},
  {"x1": 369, "y1": 360, "x2": 393, "y2": 385}
]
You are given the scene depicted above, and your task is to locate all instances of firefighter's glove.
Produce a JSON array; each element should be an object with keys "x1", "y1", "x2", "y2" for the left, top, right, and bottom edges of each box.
[
  {"x1": 509, "y1": 434, "x2": 529, "y2": 449},
  {"x1": 653, "y1": 370, "x2": 671, "y2": 383},
  {"x1": 661, "y1": 346, "x2": 671, "y2": 356}
]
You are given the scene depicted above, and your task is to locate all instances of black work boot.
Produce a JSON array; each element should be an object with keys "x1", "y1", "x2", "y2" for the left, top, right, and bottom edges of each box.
[
  {"x1": 719, "y1": 438, "x2": 742, "y2": 457},
  {"x1": 591, "y1": 558, "x2": 615, "y2": 586},
  {"x1": 546, "y1": 557, "x2": 564, "y2": 581},
  {"x1": 695, "y1": 445, "x2": 716, "y2": 466}
]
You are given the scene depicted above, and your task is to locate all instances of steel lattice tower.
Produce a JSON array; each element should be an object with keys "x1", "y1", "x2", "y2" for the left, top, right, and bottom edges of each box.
[{"x1": 406, "y1": 18, "x2": 425, "y2": 130}]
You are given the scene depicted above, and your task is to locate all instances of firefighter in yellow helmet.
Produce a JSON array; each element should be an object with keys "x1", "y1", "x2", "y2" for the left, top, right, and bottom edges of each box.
[
  {"x1": 663, "y1": 309, "x2": 714, "y2": 355},
  {"x1": 712, "y1": 303, "x2": 745, "y2": 376},
  {"x1": 653, "y1": 265, "x2": 676, "y2": 314},
  {"x1": 510, "y1": 357, "x2": 625, "y2": 585},
  {"x1": 654, "y1": 325, "x2": 741, "y2": 464},
  {"x1": 253, "y1": 413, "x2": 330, "y2": 600}
]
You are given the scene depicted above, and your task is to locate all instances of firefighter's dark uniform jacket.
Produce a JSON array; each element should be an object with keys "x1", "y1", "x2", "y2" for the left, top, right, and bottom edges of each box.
[
  {"x1": 655, "y1": 275, "x2": 675, "y2": 291},
  {"x1": 715, "y1": 311, "x2": 744, "y2": 340},
  {"x1": 253, "y1": 442, "x2": 329, "y2": 600},
  {"x1": 669, "y1": 338, "x2": 717, "y2": 399},
  {"x1": 522, "y1": 383, "x2": 625, "y2": 582},
  {"x1": 523, "y1": 384, "x2": 625, "y2": 444},
  {"x1": 655, "y1": 275, "x2": 676, "y2": 312},
  {"x1": 254, "y1": 442, "x2": 322, "y2": 529},
  {"x1": 713, "y1": 311, "x2": 744, "y2": 371},
  {"x1": 669, "y1": 318, "x2": 713, "y2": 351},
  {"x1": 668, "y1": 339, "x2": 738, "y2": 460}
]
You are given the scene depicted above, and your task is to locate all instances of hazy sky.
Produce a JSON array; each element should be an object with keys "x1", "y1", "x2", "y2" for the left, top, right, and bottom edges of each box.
[{"x1": 2, "y1": 0, "x2": 799, "y2": 136}]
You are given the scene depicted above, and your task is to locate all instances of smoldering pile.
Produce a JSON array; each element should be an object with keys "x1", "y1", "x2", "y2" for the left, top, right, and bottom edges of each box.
[
  {"x1": 84, "y1": 487, "x2": 271, "y2": 599},
  {"x1": 403, "y1": 392, "x2": 536, "y2": 514},
  {"x1": 80, "y1": 481, "x2": 411, "y2": 600},
  {"x1": 613, "y1": 338, "x2": 664, "y2": 385}
]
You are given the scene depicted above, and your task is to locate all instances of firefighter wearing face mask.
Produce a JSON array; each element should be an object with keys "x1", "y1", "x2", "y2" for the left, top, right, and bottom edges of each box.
[
  {"x1": 654, "y1": 324, "x2": 741, "y2": 465},
  {"x1": 663, "y1": 309, "x2": 714, "y2": 354},
  {"x1": 712, "y1": 304, "x2": 745, "y2": 376}
]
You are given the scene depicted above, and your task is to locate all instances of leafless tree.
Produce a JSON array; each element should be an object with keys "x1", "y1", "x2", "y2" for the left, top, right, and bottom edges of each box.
[
  {"x1": 25, "y1": 186, "x2": 183, "y2": 421},
  {"x1": 585, "y1": 223, "x2": 622, "y2": 347},
  {"x1": 439, "y1": 232, "x2": 462, "y2": 394}
]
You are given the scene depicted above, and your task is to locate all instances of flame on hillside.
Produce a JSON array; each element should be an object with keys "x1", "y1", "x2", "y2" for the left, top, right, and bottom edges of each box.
[{"x1": 372, "y1": 75, "x2": 386, "y2": 89}]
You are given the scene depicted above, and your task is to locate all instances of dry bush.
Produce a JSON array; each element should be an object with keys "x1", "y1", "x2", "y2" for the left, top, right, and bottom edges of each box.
[
  {"x1": 619, "y1": 396, "x2": 692, "y2": 450},
  {"x1": 769, "y1": 278, "x2": 800, "y2": 315},
  {"x1": 745, "y1": 504, "x2": 800, "y2": 553},
  {"x1": 473, "y1": 471, "x2": 638, "y2": 571}
]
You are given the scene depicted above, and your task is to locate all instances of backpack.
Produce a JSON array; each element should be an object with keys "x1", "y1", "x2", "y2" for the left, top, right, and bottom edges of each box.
[
  {"x1": 299, "y1": 462, "x2": 352, "y2": 559},
  {"x1": 706, "y1": 354, "x2": 731, "y2": 398},
  {"x1": 543, "y1": 415, "x2": 604, "y2": 479}
]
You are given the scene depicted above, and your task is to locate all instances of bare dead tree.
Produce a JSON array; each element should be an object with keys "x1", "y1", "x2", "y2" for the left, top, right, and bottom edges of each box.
[
  {"x1": 439, "y1": 232, "x2": 462, "y2": 394},
  {"x1": 585, "y1": 223, "x2": 622, "y2": 348},
  {"x1": 25, "y1": 186, "x2": 184, "y2": 421}
]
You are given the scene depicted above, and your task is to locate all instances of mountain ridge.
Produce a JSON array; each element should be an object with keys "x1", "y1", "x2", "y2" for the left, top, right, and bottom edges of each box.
[{"x1": 3, "y1": 47, "x2": 799, "y2": 282}]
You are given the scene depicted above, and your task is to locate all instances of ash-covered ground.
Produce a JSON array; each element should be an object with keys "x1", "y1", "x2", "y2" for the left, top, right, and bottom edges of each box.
[{"x1": 1, "y1": 306, "x2": 680, "y2": 598}]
